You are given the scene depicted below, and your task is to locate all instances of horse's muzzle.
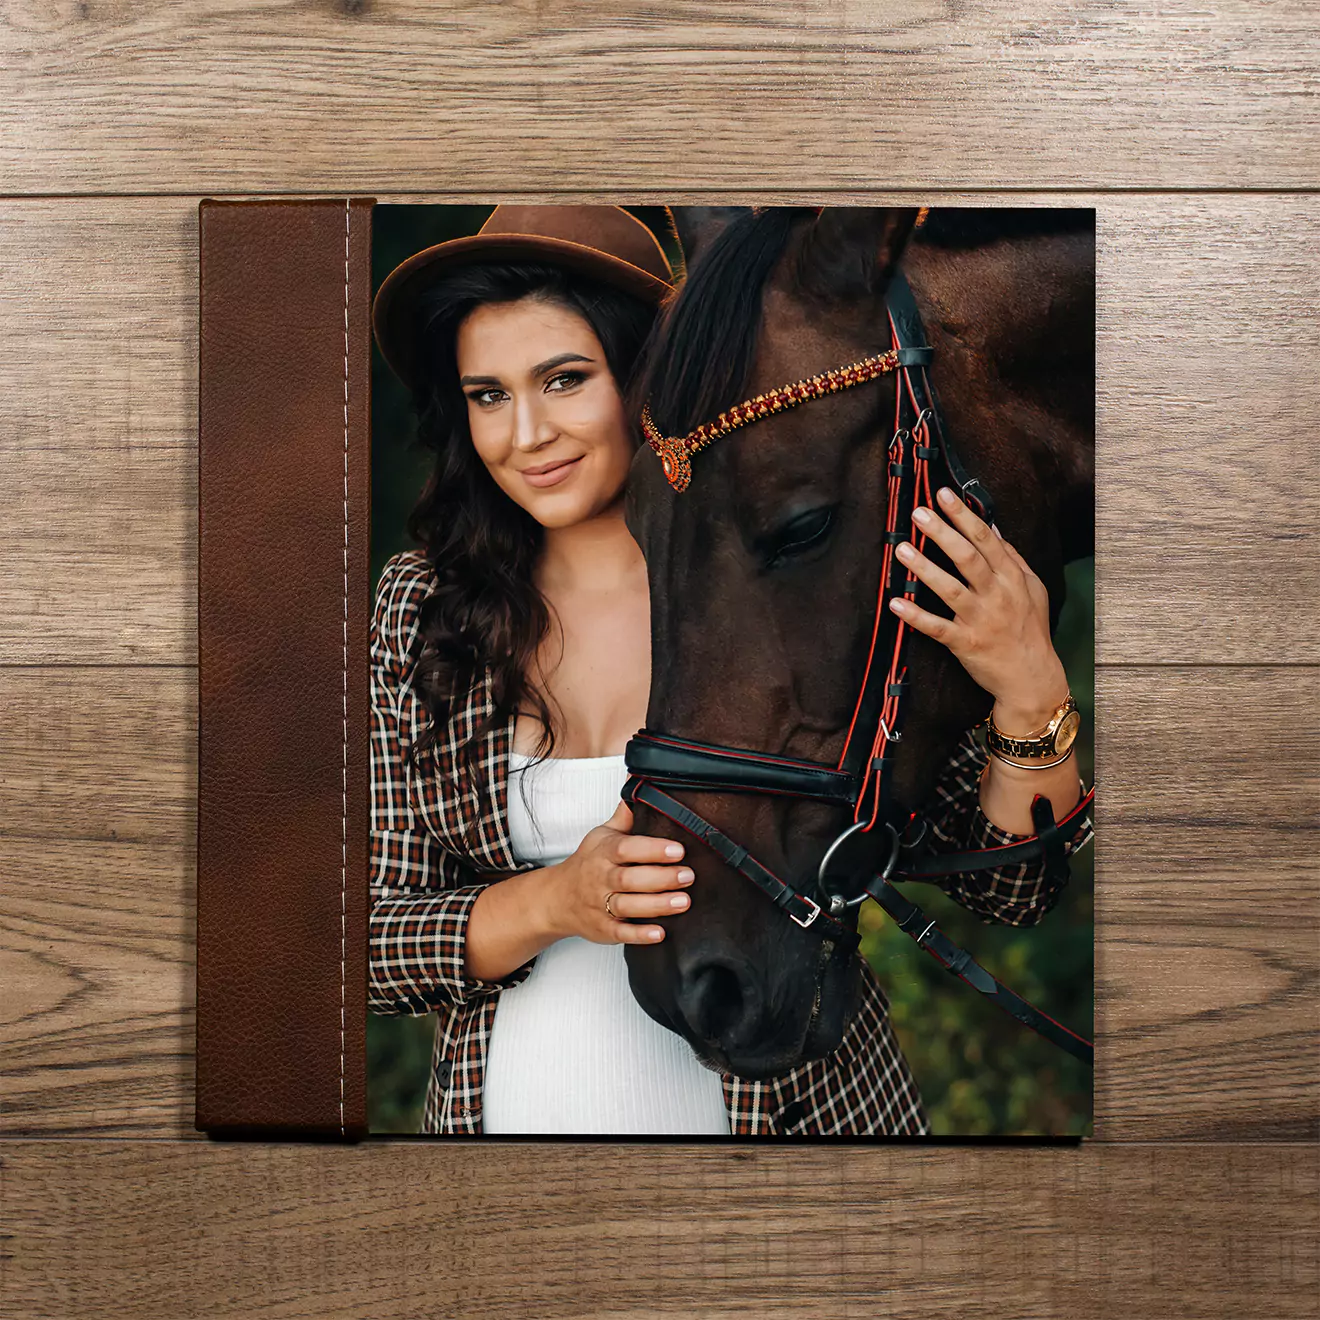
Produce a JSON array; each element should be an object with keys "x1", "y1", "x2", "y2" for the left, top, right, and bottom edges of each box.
[{"x1": 672, "y1": 938, "x2": 859, "y2": 1080}]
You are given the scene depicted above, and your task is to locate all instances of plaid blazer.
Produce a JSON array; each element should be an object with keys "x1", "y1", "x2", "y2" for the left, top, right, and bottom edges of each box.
[{"x1": 370, "y1": 549, "x2": 1095, "y2": 1136}]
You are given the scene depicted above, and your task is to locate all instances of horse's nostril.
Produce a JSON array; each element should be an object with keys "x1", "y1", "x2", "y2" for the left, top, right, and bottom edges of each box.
[
  {"x1": 690, "y1": 964, "x2": 741, "y2": 1040},
  {"x1": 681, "y1": 960, "x2": 758, "y2": 1050}
]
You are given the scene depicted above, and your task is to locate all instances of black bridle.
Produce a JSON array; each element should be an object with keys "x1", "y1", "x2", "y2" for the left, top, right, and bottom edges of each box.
[{"x1": 624, "y1": 272, "x2": 1096, "y2": 1066}]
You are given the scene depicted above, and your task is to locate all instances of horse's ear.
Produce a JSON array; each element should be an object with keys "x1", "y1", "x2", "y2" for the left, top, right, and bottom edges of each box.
[
  {"x1": 794, "y1": 207, "x2": 920, "y2": 303},
  {"x1": 670, "y1": 206, "x2": 752, "y2": 274}
]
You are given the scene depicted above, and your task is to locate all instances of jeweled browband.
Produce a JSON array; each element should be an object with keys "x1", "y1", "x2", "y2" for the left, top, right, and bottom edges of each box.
[
  {"x1": 640, "y1": 348, "x2": 901, "y2": 493},
  {"x1": 642, "y1": 206, "x2": 933, "y2": 494}
]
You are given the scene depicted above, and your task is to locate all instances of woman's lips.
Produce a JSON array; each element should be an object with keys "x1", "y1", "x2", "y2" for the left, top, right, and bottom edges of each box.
[{"x1": 521, "y1": 455, "x2": 583, "y2": 488}]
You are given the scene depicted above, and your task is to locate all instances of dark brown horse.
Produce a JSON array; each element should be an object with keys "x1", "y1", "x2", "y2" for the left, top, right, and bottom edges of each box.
[{"x1": 621, "y1": 206, "x2": 1095, "y2": 1079}]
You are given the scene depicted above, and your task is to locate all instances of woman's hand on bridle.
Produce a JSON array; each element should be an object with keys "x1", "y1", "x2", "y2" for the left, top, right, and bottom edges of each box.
[
  {"x1": 888, "y1": 485, "x2": 1070, "y2": 731},
  {"x1": 543, "y1": 800, "x2": 695, "y2": 945}
]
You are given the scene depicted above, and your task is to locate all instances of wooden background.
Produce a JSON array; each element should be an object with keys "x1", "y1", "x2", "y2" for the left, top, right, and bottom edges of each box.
[{"x1": 2, "y1": 2, "x2": 1317, "y2": 1315}]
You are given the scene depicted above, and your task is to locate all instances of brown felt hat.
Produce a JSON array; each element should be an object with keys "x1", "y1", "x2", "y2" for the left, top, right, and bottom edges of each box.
[{"x1": 372, "y1": 205, "x2": 676, "y2": 392}]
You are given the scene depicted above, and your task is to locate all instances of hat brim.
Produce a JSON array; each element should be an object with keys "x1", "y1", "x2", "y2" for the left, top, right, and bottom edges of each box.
[{"x1": 372, "y1": 231, "x2": 674, "y2": 392}]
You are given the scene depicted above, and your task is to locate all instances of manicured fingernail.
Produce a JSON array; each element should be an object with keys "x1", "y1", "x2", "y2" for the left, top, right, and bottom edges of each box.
[
  {"x1": 670, "y1": 894, "x2": 690, "y2": 909},
  {"x1": 895, "y1": 541, "x2": 913, "y2": 559},
  {"x1": 890, "y1": 598, "x2": 907, "y2": 613},
  {"x1": 912, "y1": 508, "x2": 931, "y2": 525},
  {"x1": 992, "y1": 523, "x2": 1003, "y2": 538},
  {"x1": 677, "y1": 868, "x2": 695, "y2": 884},
  {"x1": 665, "y1": 843, "x2": 684, "y2": 859},
  {"x1": 648, "y1": 928, "x2": 664, "y2": 940},
  {"x1": 938, "y1": 487, "x2": 957, "y2": 504}
]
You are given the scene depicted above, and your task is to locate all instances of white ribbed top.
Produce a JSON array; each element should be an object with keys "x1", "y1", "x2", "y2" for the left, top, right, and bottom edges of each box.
[{"x1": 481, "y1": 751, "x2": 730, "y2": 1135}]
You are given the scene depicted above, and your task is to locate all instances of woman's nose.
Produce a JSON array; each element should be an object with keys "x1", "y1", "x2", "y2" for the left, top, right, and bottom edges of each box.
[{"x1": 511, "y1": 394, "x2": 557, "y2": 452}]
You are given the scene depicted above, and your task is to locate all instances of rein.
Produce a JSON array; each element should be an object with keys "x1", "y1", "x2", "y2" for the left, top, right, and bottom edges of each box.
[{"x1": 623, "y1": 270, "x2": 1096, "y2": 1066}]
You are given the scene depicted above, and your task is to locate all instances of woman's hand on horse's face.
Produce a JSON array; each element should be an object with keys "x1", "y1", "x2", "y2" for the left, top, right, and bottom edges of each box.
[
  {"x1": 888, "y1": 486, "x2": 1069, "y2": 729},
  {"x1": 545, "y1": 800, "x2": 695, "y2": 946}
]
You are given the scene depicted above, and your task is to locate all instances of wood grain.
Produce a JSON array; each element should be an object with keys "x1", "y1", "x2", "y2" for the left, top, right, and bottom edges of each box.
[
  {"x1": 1, "y1": 195, "x2": 1318, "y2": 666},
  {"x1": 4, "y1": 0, "x2": 1320, "y2": 1299},
  {"x1": 1, "y1": 3, "x2": 1319, "y2": 192},
  {"x1": 0, "y1": 667, "x2": 195, "y2": 1135},
  {"x1": 2, "y1": 1141, "x2": 1315, "y2": 1318},
  {"x1": 1, "y1": 665, "x2": 1314, "y2": 1140},
  {"x1": 1094, "y1": 668, "x2": 1320, "y2": 1141}
]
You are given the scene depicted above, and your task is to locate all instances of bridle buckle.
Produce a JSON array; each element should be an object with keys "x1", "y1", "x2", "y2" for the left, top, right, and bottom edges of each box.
[{"x1": 790, "y1": 897, "x2": 822, "y2": 929}]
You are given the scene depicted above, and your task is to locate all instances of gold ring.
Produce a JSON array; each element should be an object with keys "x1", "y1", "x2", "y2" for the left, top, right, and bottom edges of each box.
[{"x1": 604, "y1": 892, "x2": 619, "y2": 919}]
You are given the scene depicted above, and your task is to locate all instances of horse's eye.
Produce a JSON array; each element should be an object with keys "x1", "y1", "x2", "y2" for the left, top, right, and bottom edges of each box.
[{"x1": 765, "y1": 505, "x2": 837, "y2": 569}]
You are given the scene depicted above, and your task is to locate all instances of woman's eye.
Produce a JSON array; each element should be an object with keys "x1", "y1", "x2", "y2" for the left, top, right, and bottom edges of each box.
[
  {"x1": 466, "y1": 373, "x2": 582, "y2": 407},
  {"x1": 765, "y1": 506, "x2": 837, "y2": 569}
]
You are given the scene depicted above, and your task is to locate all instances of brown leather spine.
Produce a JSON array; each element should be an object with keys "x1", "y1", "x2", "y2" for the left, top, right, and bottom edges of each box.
[{"x1": 197, "y1": 198, "x2": 374, "y2": 1139}]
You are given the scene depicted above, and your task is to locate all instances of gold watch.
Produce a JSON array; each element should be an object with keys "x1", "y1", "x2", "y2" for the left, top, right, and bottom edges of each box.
[{"x1": 986, "y1": 693, "x2": 1081, "y2": 763}]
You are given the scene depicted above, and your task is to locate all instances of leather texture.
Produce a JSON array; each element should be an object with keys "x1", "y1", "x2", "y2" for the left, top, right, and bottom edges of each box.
[
  {"x1": 622, "y1": 778, "x2": 860, "y2": 951},
  {"x1": 624, "y1": 731, "x2": 860, "y2": 802},
  {"x1": 196, "y1": 197, "x2": 374, "y2": 1139}
]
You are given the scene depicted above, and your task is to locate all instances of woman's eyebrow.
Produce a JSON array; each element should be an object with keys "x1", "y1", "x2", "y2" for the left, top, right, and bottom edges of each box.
[
  {"x1": 531, "y1": 351, "x2": 596, "y2": 378},
  {"x1": 460, "y1": 352, "x2": 596, "y2": 388}
]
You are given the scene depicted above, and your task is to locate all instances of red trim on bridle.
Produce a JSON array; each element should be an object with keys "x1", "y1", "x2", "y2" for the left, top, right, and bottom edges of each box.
[{"x1": 836, "y1": 309, "x2": 937, "y2": 837}]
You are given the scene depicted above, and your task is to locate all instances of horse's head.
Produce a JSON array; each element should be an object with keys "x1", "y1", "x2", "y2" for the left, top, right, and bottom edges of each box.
[{"x1": 622, "y1": 207, "x2": 1095, "y2": 1080}]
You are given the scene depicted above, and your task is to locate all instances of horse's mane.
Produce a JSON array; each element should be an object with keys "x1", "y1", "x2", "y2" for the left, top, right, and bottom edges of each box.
[{"x1": 633, "y1": 208, "x2": 810, "y2": 438}]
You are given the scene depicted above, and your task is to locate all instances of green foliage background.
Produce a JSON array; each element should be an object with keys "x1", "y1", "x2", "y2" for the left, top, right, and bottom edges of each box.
[{"x1": 366, "y1": 205, "x2": 1094, "y2": 1136}]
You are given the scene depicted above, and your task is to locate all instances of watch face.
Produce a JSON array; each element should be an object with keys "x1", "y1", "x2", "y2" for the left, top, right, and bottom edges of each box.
[{"x1": 1056, "y1": 709, "x2": 1081, "y2": 754}]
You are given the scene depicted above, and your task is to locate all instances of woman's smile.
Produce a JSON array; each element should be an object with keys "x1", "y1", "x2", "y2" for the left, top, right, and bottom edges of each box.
[{"x1": 520, "y1": 453, "x2": 585, "y2": 488}]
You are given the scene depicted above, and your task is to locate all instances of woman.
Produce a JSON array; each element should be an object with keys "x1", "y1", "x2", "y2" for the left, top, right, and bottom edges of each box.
[{"x1": 368, "y1": 204, "x2": 1092, "y2": 1136}]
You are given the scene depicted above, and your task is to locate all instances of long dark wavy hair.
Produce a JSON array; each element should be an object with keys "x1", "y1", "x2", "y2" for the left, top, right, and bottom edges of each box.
[{"x1": 404, "y1": 261, "x2": 658, "y2": 819}]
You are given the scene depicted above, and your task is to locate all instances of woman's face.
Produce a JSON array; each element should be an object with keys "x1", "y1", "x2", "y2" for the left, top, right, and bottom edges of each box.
[{"x1": 456, "y1": 295, "x2": 634, "y2": 529}]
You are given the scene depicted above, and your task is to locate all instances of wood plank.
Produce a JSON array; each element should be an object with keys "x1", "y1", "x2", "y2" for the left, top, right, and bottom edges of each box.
[
  {"x1": 2, "y1": 446, "x2": 194, "y2": 667},
  {"x1": 1, "y1": 3, "x2": 1319, "y2": 191},
  {"x1": 0, "y1": 839, "x2": 194, "y2": 1137},
  {"x1": 1, "y1": 1141, "x2": 1315, "y2": 1318},
  {"x1": 0, "y1": 670, "x2": 195, "y2": 1135},
  {"x1": 0, "y1": 196, "x2": 196, "y2": 665},
  {"x1": 1092, "y1": 668, "x2": 1320, "y2": 1140},
  {"x1": 3, "y1": 194, "x2": 1318, "y2": 664},
  {"x1": 0, "y1": 665, "x2": 1313, "y2": 1139}
]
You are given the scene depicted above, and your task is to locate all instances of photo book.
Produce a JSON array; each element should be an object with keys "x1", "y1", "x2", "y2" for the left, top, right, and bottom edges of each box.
[{"x1": 196, "y1": 200, "x2": 1095, "y2": 1141}]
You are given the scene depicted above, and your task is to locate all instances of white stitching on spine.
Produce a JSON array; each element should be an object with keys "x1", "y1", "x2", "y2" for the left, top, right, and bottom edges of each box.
[{"x1": 340, "y1": 198, "x2": 350, "y2": 1138}]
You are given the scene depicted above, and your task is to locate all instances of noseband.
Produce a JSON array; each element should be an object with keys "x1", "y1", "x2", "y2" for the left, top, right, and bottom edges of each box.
[{"x1": 623, "y1": 272, "x2": 1096, "y2": 1065}]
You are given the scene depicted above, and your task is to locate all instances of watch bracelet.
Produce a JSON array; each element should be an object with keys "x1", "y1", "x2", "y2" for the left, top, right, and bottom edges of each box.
[
  {"x1": 985, "y1": 744, "x2": 1077, "y2": 771},
  {"x1": 985, "y1": 693, "x2": 1078, "y2": 759}
]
